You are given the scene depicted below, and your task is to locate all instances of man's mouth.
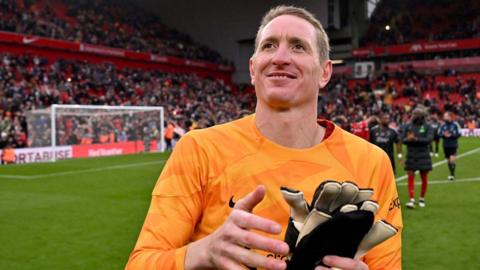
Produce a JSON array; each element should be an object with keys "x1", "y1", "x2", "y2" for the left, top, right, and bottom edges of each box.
[{"x1": 266, "y1": 72, "x2": 297, "y2": 79}]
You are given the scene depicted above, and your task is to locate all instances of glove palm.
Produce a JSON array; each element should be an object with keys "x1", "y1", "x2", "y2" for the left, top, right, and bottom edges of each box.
[{"x1": 281, "y1": 180, "x2": 397, "y2": 269}]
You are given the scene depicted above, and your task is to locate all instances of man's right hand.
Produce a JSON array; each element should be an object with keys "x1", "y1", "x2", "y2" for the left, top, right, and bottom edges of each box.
[{"x1": 185, "y1": 185, "x2": 289, "y2": 270}]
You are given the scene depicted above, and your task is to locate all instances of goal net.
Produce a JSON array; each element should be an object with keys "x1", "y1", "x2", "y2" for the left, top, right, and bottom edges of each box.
[{"x1": 25, "y1": 105, "x2": 164, "y2": 161}]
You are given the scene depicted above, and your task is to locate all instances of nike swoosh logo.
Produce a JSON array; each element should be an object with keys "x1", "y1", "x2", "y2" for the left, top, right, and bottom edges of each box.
[
  {"x1": 229, "y1": 196, "x2": 236, "y2": 208},
  {"x1": 22, "y1": 36, "x2": 39, "y2": 44}
]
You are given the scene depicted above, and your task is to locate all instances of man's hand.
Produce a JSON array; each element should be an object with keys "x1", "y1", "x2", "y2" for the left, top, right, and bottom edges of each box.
[
  {"x1": 185, "y1": 185, "x2": 289, "y2": 270},
  {"x1": 314, "y1": 255, "x2": 369, "y2": 270},
  {"x1": 406, "y1": 131, "x2": 416, "y2": 141}
]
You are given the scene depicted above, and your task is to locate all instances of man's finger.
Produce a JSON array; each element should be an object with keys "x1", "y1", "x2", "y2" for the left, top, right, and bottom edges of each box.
[
  {"x1": 224, "y1": 243, "x2": 287, "y2": 270},
  {"x1": 213, "y1": 255, "x2": 247, "y2": 270},
  {"x1": 230, "y1": 209, "x2": 282, "y2": 234},
  {"x1": 234, "y1": 228, "x2": 289, "y2": 255},
  {"x1": 234, "y1": 185, "x2": 266, "y2": 212},
  {"x1": 323, "y1": 255, "x2": 368, "y2": 270}
]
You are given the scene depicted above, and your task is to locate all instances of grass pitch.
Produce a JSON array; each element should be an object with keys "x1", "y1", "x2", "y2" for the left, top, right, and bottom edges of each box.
[{"x1": 0, "y1": 138, "x2": 479, "y2": 269}]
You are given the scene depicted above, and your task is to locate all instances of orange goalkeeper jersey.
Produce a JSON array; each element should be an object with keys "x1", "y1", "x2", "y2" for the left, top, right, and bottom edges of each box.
[{"x1": 126, "y1": 114, "x2": 402, "y2": 270}]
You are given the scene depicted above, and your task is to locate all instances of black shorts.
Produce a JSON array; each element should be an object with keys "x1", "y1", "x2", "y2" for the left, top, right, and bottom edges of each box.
[{"x1": 444, "y1": 147, "x2": 457, "y2": 159}]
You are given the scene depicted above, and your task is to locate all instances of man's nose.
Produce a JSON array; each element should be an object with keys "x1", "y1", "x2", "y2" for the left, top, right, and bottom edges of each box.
[{"x1": 272, "y1": 44, "x2": 291, "y2": 66}]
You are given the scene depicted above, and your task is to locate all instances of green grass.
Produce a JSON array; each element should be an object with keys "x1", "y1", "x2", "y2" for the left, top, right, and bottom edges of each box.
[
  {"x1": 396, "y1": 137, "x2": 480, "y2": 270},
  {"x1": 0, "y1": 153, "x2": 167, "y2": 270},
  {"x1": 0, "y1": 138, "x2": 479, "y2": 269}
]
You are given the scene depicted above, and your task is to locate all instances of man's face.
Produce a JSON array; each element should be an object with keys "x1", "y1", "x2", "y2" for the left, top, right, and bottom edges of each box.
[
  {"x1": 380, "y1": 114, "x2": 390, "y2": 126},
  {"x1": 412, "y1": 110, "x2": 424, "y2": 122},
  {"x1": 249, "y1": 15, "x2": 332, "y2": 110},
  {"x1": 444, "y1": 112, "x2": 451, "y2": 122}
]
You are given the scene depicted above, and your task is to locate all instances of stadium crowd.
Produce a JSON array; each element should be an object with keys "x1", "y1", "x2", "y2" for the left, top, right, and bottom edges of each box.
[
  {"x1": 362, "y1": 0, "x2": 480, "y2": 46},
  {"x1": 1, "y1": 53, "x2": 478, "y2": 149},
  {"x1": 321, "y1": 67, "x2": 479, "y2": 134},
  {"x1": 0, "y1": 0, "x2": 230, "y2": 64},
  {"x1": 0, "y1": 0, "x2": 479, "y2": 151},
  {"x1": 0, "y1": 53, "x2": 254, "y2": 148}
]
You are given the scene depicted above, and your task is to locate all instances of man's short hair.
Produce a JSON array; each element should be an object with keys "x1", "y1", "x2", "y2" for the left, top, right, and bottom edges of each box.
[{"x1": 254, "y1": 5, "x2": 330, "y2": 63}]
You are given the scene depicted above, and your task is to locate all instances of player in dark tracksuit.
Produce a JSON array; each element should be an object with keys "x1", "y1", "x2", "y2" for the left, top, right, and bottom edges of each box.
[
  {"x1": 370, "y1": 113, "x2": 401, "y2": 174},
  {"x1": 438, "y1": 112, "x2": 461, "y2": 181},
  {"x1": 399, "y1": 108, "x2": 434, "y2": 208}
]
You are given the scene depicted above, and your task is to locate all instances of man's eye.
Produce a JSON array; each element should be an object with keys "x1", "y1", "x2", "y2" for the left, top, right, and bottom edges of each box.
[
  {"x1": 261, "y1": 43, "x2": 275, "y2": 50},
  {"x1": 293, "y1": 43, "x2": 305, "y2": 51}
]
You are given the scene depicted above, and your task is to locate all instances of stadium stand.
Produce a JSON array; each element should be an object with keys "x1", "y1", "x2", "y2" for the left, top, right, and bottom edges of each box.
[
  {"x1": 361, "y1": 0, "x2": 480, "y2": 46},
  {"x1": 0, "y1": 0, "x2": 231, "y2": 64},
  {"x1": 1, "y1": 51, "x2": 477, "y2": 149},
  {"x1": 0, "y1": 0, "x2": 478, "y2": 154},
  {"x1": 321, "y1": 72, "x2": 479, "y2": 131},
  {"x1": 343, "y1": 0, "x2": 480, "y2": 139},
  {"x1": 0, "y1": 54, "x2": 253, "y2": 148}
]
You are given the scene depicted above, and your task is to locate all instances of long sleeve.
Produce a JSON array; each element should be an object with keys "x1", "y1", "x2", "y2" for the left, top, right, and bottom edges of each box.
[
  {"x1": 126, "y1": 134, "x2": 208, "y2": 270},
  {"x1": 364, "y1": 151, "x2": 403, "y2": 270},
  {"x1": 398, "y1": 125, "x2": 406, "y2": 144},
  {"x1": 452, "y1": 122, "x2": 462, "y2": 139},
  {"x1": 437, "y1": 124, "x2": 445, "y2": 138}
]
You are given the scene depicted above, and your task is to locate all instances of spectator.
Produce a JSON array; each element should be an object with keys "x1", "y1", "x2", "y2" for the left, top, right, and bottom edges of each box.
[{"x1": 399, "y1": 107, "x2": 435, "y2": 209}]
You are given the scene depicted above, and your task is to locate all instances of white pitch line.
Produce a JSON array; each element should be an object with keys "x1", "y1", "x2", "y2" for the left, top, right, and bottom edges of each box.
[
  {"x1": 0, "y1": 174, "x2": 35, "y2": 180},
  {"x1": 395, "y1": 147, "x2": 480, "y2": 182},
  {"x1": 397, "y1": 176, "x2": 480, "y2": 186},
  {"x1": 0, "y1": 160, "x2": 166, "y2": 180}
]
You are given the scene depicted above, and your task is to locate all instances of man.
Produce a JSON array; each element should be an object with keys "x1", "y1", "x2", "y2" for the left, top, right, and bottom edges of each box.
[
  {"x1": 126, "y1": 6, "x2": 402, "y2": 270},
  {"x1": 438, "y1": 112, "x2": 461, "y2": 180},
  {"x1": 399, "y1": 108, "x2": 434, "y2": 208},
  {"x1": 350, "y1": 114, "x2": 370, "y2": 141},
  {"x1": 164, "y1": 122, "x2": 175, "y2": 151},
  {"x1": 369, "y1": 112, "x2": 401, "y2": 174}
]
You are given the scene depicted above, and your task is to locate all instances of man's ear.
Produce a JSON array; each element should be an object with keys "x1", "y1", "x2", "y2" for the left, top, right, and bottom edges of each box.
[
  {"x1": 318, "y1": 60, "x2": 333, "y2": 89},
  {"x1": 249, "y1": 57, "x2": 255, "y2": 85}
]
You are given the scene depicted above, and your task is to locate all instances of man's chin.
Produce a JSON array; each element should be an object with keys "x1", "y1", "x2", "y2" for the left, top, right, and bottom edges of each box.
[{"x1": 263, "y1": 96, "x2": 296, "y2": 109}]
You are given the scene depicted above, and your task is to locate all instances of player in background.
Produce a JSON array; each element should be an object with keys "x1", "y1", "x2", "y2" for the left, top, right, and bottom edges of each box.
[
  {"x1": 438, "y1": 112, "x2": 461, "y2": 181},
  {"x1": 369, "y1": 112, "x2": 401, "y2": 175},
  {"x1": 164, "y1": 122, "x2": 175, "y2": 151},
  {"x1": 350, "y1": 115, "x2": 369, "y2": 141},
  {"x1": 399, "y1": 108, "x2": 434, "y2": 208},
  {"x1": 428, "y1": 114, "x2": 441, "y2": 158}
]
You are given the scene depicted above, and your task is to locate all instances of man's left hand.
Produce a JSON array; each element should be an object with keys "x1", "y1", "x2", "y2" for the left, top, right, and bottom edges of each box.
[{"x1": 314, "y1": 255, "x2": 368, "y2": 270}]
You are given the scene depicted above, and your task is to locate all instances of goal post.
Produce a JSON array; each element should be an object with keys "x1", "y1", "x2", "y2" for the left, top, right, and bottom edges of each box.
[{"x1": 26, "y1": 104, "x2": 165, "y2": 162}]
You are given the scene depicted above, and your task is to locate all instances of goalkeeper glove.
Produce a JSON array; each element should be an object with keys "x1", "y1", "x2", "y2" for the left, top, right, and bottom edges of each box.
[{"x1": 281, "y1": 180, "x2": 398, "y2": 270}]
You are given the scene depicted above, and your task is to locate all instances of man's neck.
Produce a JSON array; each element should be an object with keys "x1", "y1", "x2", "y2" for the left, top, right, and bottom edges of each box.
[{"x1": 255, "y1": 104, "x2": 325, "y2": 149}]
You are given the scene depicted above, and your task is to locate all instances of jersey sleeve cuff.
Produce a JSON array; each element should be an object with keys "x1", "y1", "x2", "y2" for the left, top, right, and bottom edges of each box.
[{"x1": 175, "y1": 245, "x2": 189, "y2": 270}]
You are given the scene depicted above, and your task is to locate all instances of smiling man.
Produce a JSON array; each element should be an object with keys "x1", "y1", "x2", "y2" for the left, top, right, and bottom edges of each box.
[{"x1": 126, "y1": 6, "x2": 402, "y2": 270}]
